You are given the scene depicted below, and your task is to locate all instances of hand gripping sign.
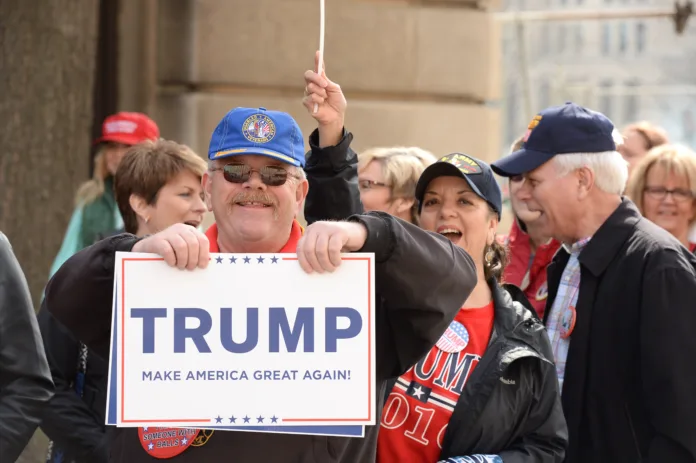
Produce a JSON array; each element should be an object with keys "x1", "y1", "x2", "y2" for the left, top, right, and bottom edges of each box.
[{"x1": 106, "y1": 252, "x2": 375, "y2": 437}]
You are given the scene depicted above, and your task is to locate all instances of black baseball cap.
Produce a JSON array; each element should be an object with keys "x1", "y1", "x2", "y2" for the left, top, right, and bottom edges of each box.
[
  {"x1": 491, "y1": 102, "x2": 617, "y2": 177},
  {"x1": 415, "y1": 153, "x2": 502, "y2": 219}
]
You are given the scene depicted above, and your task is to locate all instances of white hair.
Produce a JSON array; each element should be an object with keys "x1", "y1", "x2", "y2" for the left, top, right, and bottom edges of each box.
[
  {"x1": 553, "y1": 129, "x2": 629, "y2": 195},
  {"x1": 294, "y1": 167, "x2": 307, "y2": 181}
]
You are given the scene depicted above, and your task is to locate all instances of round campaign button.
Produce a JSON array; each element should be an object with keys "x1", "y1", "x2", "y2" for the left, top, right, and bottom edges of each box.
[
  {"x1": 138, "y1": 427, "x2": 200, "y2": 459},
  {"x1": 436, "y1": 321, "x2": 470, "y2": 353},
  {"x1": 560, "y1": 306, "x2": 577, "y2": 339},
  {"x1": 535, "y1": 281, "x2": 549, "y2": 301}
]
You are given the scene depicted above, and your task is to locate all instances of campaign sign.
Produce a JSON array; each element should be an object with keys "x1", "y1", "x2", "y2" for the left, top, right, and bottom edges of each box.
[{"x1": 106, "y1": 252, "x2": 375, "y2": 434}]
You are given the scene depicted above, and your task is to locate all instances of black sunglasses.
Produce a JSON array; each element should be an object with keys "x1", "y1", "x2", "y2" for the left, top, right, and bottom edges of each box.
[{"x1": 211, "y1": 163, "x2": 295, "y2": 187}]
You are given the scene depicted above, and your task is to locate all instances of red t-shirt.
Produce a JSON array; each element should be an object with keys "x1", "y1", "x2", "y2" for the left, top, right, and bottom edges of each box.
[{"x1": 377, "y1": 301, "x2": 495, "y2": 462}]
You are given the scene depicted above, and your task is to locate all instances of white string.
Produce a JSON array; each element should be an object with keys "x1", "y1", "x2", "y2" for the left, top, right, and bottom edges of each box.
[{"x1": 313, "y1": 0, "x2": 325, "y2": 114}]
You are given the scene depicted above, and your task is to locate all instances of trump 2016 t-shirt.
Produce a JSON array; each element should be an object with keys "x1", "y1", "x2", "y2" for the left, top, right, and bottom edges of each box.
[{"x1": 377, "y1": 301, "x2": 495, "y2": 462}]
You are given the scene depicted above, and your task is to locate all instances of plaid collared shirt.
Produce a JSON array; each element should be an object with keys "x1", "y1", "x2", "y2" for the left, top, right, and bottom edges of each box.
[{"x1": 546, "y1": 237, "x2": 591, "y2": 391}]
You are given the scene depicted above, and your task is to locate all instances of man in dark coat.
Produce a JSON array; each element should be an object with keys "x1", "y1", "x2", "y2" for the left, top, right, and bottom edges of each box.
[
  {"x1": 492, "y1": 102, "x2": 696, "y2": 463},
  {"x1": 0, "y1": 232, "x2": 54, "y2": 461}
]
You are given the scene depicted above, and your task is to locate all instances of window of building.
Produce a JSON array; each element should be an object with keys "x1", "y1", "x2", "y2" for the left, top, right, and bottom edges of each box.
[
  {"x1": 683, "y1": 110, "x2": 695, "y2": 145},
  {"x1": 574, "y1": 24, "x2": 584, "y2": 54},
  {"x1": 623, "y1": 80, "x2": 640, "y2": 123},
  {"x1": 506, "y1": 84, "x2": 519, "y2": 147},
  {"x1": 539, "y1": 80, "x2": 550, "y2": 109},
  {"x1": 599, "y1": 80, "x2": 613, "y2": 118},
  {"x1": 636, "y1": 23, "x2": 646, "y2": 53},
  {"x1": 602, "y1": 23, "x2": 611, "y2": 55},
  {"x1": 619, "y1": 22, "x2": 628, "y2": 53},
  {"x1": 557, "y1": 25, "x2": 567, "y2": 54},
  {"x1": 540, "y1": 23, "x2": 551, "y2": 57}
]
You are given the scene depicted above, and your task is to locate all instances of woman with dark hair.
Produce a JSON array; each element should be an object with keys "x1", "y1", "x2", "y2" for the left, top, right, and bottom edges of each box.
[{"x1": 377, "y1": 153, "x2": 567, "y2": 463}]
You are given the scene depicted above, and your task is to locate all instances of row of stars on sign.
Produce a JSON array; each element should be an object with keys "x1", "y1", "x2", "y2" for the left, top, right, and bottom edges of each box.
[
  {"x1": 213, "y1": 415, "x2": 280, "y2": 424},
  {"x1": 214, "y1": 256, "x2": 280, "y2": 264}
]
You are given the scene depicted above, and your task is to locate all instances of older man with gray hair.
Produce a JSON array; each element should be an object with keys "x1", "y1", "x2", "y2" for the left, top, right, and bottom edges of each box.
[{"x1": 491, "y1": 102, "x2": 696, "y2": 463}]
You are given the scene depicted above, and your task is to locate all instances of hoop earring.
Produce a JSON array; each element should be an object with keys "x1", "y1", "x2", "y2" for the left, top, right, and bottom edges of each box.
[{"x1": 485, "y1": 249, "x2": 495, "y2": 264}]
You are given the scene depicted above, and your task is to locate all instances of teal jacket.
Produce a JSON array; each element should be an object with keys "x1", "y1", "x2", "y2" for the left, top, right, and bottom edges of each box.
[{"x1": 49, "y1": 177, "x2": 123, "y2": 277}]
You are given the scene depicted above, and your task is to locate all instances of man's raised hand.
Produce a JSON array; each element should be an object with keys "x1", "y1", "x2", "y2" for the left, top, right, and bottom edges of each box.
[{"x1": 303, "y1": 50, "x2": 347, "y2": 147}]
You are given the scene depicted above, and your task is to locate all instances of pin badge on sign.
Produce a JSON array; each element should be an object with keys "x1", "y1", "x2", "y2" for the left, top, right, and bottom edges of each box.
[{"x1": 138, "y1": 427, "x2": 201, "y2": 459}]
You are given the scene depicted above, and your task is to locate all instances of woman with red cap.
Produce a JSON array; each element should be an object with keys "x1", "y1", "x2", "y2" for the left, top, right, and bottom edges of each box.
[{"x1": 49, "y1": 112, "x2": 159, "y2": 276}]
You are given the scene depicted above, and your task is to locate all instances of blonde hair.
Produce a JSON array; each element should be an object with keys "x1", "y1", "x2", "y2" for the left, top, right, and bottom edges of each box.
[
  {"x1": 358, "y1": 146, "x2": 437, "y2": 223},
  {"x1": 626, "y1": 144, "x2": 696, "y2": 216},
  {"x1": 510, "y1": 134, "x2": 526, "y2": 153},
  {"x1": 75, "y1": 146, "x2": 111, "y2": 206}
]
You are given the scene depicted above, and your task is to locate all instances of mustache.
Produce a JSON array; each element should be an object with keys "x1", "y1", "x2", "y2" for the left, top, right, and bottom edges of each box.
[{"x1": 230, "y1": 190, "x2": 278, "y2": 207}]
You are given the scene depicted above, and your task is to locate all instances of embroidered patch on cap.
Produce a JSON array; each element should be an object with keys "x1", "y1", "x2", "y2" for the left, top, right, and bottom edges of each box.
[
  {"x1": 105, "y1": 120, "x2": 138, "y2": 134},
  {"x1": 440, "y1": 153, "x2": 482, "y2": 175},
  {"x1": 523, "y1": 115, "x2": 543, "y2": 142},
  {"x1": 242, "y1": 114, "x2": 276, "y2": 144},
  {"x1": 138, "y1": 427, "x2": 200, "y2": 459}
]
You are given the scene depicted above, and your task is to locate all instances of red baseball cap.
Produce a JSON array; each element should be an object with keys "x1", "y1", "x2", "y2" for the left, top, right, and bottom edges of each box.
[{"x1": 94, "y1": 112, "x2": 160, "y2": 146}]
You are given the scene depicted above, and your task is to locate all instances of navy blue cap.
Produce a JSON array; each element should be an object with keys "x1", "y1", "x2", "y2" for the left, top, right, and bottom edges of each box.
[
  {"x1": 491, "y1": 102, "x2": 617, "y2": 177},
  {"x1": 208, "y1": 107, "x2": 306, "y2": 167},
  {"x1": 415, "y1": 153, "x2": 503, "y2": 219}
]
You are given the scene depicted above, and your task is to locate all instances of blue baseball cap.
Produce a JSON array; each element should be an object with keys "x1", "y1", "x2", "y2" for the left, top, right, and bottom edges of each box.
[
  {"x1": 491, "y1": 102, "x2": 617, "y2": 177},
  {"x1": 208, "y1": 107, "x2": 306, "y2": 168},
  {"x1": 415, "y1": 153, "x2": 503, "y2": 219}
]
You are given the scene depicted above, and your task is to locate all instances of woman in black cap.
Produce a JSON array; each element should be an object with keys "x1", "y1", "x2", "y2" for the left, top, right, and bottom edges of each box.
[{"x1": 376, "y1": 153, "x2": 567, "y2": 463}]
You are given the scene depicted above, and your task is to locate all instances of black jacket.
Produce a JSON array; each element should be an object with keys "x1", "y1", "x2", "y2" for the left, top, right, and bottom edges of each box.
[
  {"x1": 0, "y1": 232, "x2": 55, "y2": 461},
  {"x1": 385, "y1": 280, "x2": 568, "y2": 462},
  {"x1": 543, "y1": 199, "x2": 696, "y2": 463},
  {"x1": 37, "y1": 308, "x2": 110, "y2": 462},
  {"x1": 44, "y1": 211, "x2": 477, "y2": 463},
  {"x1": 301, "y1": 128, "x2": 567, "y2": 461},
  {"x1": 303, "y1": 128, "x2": 363, "y2": 224},
  {"x1": 36, "y1": 127, "x2": 363, "y2": 462}
]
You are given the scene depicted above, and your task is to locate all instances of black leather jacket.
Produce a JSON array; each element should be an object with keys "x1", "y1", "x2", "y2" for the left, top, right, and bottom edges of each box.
[
  {"x1": 38, "y1": 127, "x2": 367, "y2": 462},
  {"x1": 438, "y1": 281, "x2": 567, "y2": 462},
  {"x1": 0, "y1": 232, "x2": 54, "y2": 461}
]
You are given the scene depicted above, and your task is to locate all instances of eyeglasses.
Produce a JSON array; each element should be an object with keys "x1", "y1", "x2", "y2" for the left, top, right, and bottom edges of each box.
[
  {"x1": 210, "y1": 163, "x2": 296, "y2": 187},
  {"x1": 643, "y1": 186, "x2": 694, "y2": 202},
  {"x1": 358, "y1": 179, "x2": 390, "y2": 191}
]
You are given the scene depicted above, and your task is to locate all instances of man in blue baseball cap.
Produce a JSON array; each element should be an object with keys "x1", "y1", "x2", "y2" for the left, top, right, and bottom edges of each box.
[
  {"x1": 203, "y1": 106, "x2": 311, "y2": 253},
  {"x1": 492, "y1": 102, "x2": 696, "y2": 463},
  {"x1": 44, "y1": 60, "x2": 478, "y2": 462}
]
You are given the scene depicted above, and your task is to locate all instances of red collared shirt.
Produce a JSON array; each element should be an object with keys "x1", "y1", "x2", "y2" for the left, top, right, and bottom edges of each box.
[{"x1": 205, "y1": 220, "x2": 303, "y2": 253}]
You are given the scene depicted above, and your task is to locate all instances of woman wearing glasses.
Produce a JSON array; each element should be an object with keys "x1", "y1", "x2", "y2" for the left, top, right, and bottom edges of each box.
[
  {"x1": 626, "y1": 144, "x2": 696, "y2": 252},
  {"x1": 357, "y1": 146, "x2": 437, "y2": 224}
]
